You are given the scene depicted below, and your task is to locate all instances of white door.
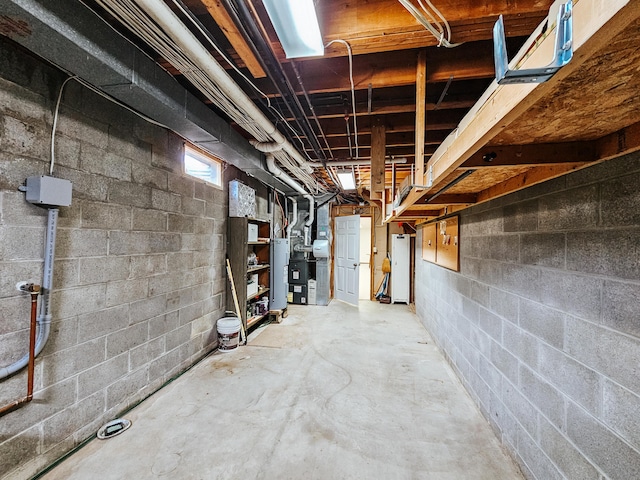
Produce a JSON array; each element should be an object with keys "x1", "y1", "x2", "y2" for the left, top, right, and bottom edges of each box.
[
  {"x1": 334, "y1": 215, "x2": 360, "y2": 305},
  {"x1": 391, "y1": 234, "x2": 410, "y2": 303}
]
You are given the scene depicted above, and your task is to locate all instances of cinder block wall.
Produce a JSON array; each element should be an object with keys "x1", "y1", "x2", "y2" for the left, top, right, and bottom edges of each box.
[
  {"x1": 0, "y1": 39, "x2": 227, "y2": 478},
  {"x1": 415, "y1": 152, "x2": 640, "y2": 479}
]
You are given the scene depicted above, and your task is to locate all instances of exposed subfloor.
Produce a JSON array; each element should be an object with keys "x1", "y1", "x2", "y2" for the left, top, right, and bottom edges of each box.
[{"x1": 40, "y1": 301, "x2": 523, "y2": 479}]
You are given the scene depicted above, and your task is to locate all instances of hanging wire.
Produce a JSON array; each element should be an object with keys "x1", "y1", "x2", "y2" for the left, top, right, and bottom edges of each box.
[
  {"x1": 88, "y1": 0, "x2": 327, "y2": 193},
  {"x1": 324, "y1": 39, "x2": 359, "y2": 159},
  {"x1": 168, "y1": 0, "x2": 309, "y2": 156},
  {"x1": 398, "y1": 0, "x2": 462, "y2": 48},
  {"x1": 50, "y1": 75, "x2": 78, "y2": 175}
]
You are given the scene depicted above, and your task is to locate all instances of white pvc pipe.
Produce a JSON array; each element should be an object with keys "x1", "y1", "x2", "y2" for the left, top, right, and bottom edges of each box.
[
  {"x1": 286, "y1": 197, "x2": 297, "y2": 239},
  {"x1": 134, "y1": 0, "x2": 310, "y2": 171},
  {"x1": 266, "y1": 155, "x2": 315, "y2": 229},
  {"x1": 0, "y1": 208, "x2": 57, "y2": 380}
]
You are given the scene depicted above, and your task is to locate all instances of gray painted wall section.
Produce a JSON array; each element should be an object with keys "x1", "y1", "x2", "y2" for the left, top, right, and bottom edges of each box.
[
  {"x1": 415, "y1": 152, "x2": 640, "y2": 479},
  {"x1": 0, "y1": 37, "x2": 227, "y2": 478}
]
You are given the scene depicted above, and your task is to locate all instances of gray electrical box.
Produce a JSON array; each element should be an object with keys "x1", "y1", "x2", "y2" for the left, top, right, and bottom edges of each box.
[{"x1": 25, "y1": 176, "x2": 72, "y2": 206}]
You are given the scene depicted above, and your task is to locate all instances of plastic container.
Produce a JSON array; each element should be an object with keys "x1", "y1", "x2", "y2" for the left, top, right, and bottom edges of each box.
[{"x1": 217, "y1": 315, "x2": 242, "y2": 352}]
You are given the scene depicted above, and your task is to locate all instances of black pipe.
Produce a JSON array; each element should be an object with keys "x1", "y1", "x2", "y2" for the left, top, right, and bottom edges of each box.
[
  {"x1": 426, "y1": 169, "x2": 474, "y2": 203},
  {"x1": 172, "y1": 0, "x2": 300, "y2": 136},
  {"x1": 222, "y1": 0, "x2": 327, "y2": 165}
]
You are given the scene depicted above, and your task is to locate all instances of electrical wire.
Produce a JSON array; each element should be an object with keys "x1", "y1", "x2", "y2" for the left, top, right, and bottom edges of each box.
[
  {"x1": 325, "y1": 39, "x2": 359, "y2": 159},
  {"x1": 398, "y1": 0, "x2": 462, "y2": 48},
  {"x1": 51, "y1": 74, "x2": 172, "y2": 175},
  {"x1": 90, "y1": 0, "x2": 326, "y2": 194},
  {"x1": 50, "y1": 75, "x2": 78, "y2": 175},
  {"x1": 169, "y1": 0, "x2": 310, "y2": 159}
]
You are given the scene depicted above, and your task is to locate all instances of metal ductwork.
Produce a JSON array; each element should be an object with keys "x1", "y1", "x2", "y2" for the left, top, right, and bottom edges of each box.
[{"x1": 0, "y1": 0, "x2": 297, "y2": 194}]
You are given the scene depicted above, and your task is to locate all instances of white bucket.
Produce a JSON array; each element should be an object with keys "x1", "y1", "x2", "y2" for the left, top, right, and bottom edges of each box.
[{"x1": 217, "y1": 315, "x2": 241, "y2": 352}]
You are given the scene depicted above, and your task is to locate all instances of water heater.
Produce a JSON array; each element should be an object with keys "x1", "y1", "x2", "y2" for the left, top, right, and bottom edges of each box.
[{"x1": 270, "y1": 239, "x2": 290, "y2": 310}]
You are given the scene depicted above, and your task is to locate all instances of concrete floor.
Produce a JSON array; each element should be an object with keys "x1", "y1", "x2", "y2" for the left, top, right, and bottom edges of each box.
[{"x1": 41, "y1": 301, "x2": 523, "y2": 479}]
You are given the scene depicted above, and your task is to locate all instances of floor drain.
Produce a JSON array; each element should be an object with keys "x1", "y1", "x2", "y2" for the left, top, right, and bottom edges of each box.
[{"x1": 97, "y1": 418, "x2": 132, "y2": 439}]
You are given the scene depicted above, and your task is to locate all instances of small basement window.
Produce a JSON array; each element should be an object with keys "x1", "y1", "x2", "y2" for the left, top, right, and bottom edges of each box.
[{"x1": 184, "y1": 146, "x2": 222, "y2": 187}]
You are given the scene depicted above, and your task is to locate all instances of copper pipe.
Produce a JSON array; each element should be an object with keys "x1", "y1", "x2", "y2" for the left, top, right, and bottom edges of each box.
[{"x1": 0, "y1": 286, "x2": 40, "y2": 417}]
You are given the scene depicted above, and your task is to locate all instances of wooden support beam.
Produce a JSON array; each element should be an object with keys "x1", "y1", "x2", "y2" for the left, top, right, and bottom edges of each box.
[
  {"x1": 316, "y1": 1, "x2": 548, "y2": 57},
  {"x1": 462, "y1": 142, "x2": 597, "y2": 168},
  {"x1": 415, "y1": 50, "x2": 427, "y2": 186},
  {"x1": 423, "y1": 193, "x2": 478, "y2": 205},
  {"x1": 596, "y1": 121, "x2": 640, "y2": 160},
  {"x1": 370, "y1": 117, "x2": 386, "y2": 193},
  {"x1": 254, "y1": 42, "x2": 497, "y2": 95},
  {"x1": 201, "y1": 0, "x2": 266, "y2": 78},
  {"x1": 477, "y1": 164, "x2": 589, "y2": 203},
  {"x1": 424, "y1": 0, "x2": 640, "y2": 198}
]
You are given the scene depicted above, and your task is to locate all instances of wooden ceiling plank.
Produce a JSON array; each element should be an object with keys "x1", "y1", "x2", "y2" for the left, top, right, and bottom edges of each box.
[{"x1": 423, "y1": 0, "x2": 640, "y2": 202}]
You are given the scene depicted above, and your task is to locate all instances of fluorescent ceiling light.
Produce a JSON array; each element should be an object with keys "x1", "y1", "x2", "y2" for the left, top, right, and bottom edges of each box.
[
  {"x1": 262, "y1": 0, "x2": 324, "y2": 58},
  {"x1": 337, "y1": 170, "x2": 356, "y2": 191}
]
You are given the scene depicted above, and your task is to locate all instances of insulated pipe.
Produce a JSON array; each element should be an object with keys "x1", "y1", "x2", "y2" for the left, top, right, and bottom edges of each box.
[
  {"x1": 0, "y1": 208, "x2": 57, "y2": 380},
  {"x1": 133, "y1": 0, "x2": 311, "y2": 171},
  {"x1": 0, "y1": 285, "x2": 40, "y2": 417},
  {"x1": 265, "y1": 155, "x2": 315, "y2": 229}
]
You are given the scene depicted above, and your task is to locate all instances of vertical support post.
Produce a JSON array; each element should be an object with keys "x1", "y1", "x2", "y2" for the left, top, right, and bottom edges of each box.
[
  {"x1": 415, "y1": 50, "x2": 427, "y2": 186},
  {"x1": 370, "y1": 116, "x2": 386, "y2": 193}
]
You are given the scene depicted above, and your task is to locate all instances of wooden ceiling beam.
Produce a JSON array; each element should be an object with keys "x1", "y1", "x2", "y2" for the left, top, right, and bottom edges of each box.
[
  {"x1": 316, "y1": 0, "x2": 549, "y2": 57},
  {"x1": 415, "y1": 50, "x2": 427, "y2": 185},
  {"x1": 422, "y1": 0, "x2": 640, "y2": 203},
  {"x1": 476, "y1": 164, "x2": 589, "y2": 204},
  {"x1": 319, "y1": 145, "x2": 437, "y2": 158},
  {"x1": 596, "y1": 120, "x2": 640, "y2": 161},
  {"x1": 285, "y1": 96, "x2": 478, "y2": 120},
  {"x1": 422, "y1": 193, "x2": 478, "y2": 205},
  {"x1": 395, "y1": 210, "x2": 442, "y2": 220},
  {"x1": 314, "y1": 131, "x2": 449, "y2": 148},
  {"x1": 252, "y1": 42, "x2": 497, "y2": 95},
  {"x1": 199, "y1": 0, "x2": 266, "y2": 78},
  {"x1": 462, "y1": 142, "x2": 597, "y2": 168},
  {"x1": 317, "y1": 111, "x2": 465, "y2": 136}
]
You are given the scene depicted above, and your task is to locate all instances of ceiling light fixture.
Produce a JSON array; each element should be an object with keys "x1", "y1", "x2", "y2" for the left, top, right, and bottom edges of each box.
[
  {"x1": 337, "y1": 169, "x2": 356, "y2": 191},
  {"x1": 262, "y1": 0, "x2": 324, "y2": 58}
]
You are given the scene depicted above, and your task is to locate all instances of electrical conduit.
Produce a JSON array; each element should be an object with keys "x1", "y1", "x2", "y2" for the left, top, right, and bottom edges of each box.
[
  {"x1": 0, "y1": 208, "x2": 57, "y2": 381},
  {"x1": 264, "y1": 154, "x2": 315, "y2": 231}
]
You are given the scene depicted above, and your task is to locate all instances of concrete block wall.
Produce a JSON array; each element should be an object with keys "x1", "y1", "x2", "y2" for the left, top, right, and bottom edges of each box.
[
  {"x1": 0, "y1": 38, "x2": 227, "y2": 478},
  {"x1": 415, "y1": 151, "x2": 640, "y2": 479}
]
